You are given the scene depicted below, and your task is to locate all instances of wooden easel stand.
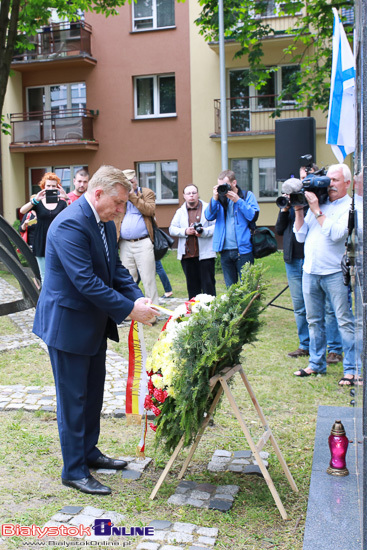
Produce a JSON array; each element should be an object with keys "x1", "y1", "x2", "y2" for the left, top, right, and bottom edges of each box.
[{"x1": 150, "y1": 364, "x2": 298, "y2": 520}]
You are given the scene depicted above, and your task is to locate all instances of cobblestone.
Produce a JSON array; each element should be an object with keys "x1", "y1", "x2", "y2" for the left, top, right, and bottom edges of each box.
[
  {"x1": 0, "y1": 278, "x2": 182, "y2": 417},
  {"x1": 167, "y1": 480, "x2": 239, "y2": 511}
]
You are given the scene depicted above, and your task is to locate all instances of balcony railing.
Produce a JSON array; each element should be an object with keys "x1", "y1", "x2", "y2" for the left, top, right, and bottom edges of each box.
[
  {"x1": 12, "y1": 21, "x2": 92, "y2": 62},
  {"x1": 214, "y1": 95, "x2": 308, "y2": 135},
  {"x1": 10, "y1": 109, "x2": 96, "y2": 145}
]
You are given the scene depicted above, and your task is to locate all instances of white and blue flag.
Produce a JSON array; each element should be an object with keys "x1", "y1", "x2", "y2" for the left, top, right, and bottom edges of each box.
[{"x1": 326, "y1": 7, "x2": 355, "y2": 163}]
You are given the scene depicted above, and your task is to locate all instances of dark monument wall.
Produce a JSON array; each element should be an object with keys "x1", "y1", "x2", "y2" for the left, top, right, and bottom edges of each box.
[{"x1": 354, "y1": 0, "x2": 366, "y2": 546}]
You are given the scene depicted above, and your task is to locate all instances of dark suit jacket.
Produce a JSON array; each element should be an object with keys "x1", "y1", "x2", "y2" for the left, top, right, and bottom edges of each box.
[{"x1": 33, "y1": 195, "x2": 143, "y2": 356}]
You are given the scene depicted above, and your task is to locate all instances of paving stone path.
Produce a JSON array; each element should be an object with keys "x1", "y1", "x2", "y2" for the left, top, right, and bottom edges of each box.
[
  {"x1": 0, "y1": 277, "x2": 181, "y2": 416},
  {"x1": 42, "y1": 505, "x2": 219, "y2": 549}
]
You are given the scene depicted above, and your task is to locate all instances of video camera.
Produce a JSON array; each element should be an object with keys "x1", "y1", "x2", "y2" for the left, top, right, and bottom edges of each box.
[{"x1": 276, "y1": 154, "x2": 330, "y2": 208}]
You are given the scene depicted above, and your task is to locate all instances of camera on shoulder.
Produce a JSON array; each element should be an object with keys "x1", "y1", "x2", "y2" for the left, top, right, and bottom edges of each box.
[{"x1": 276, "y1": 154, "x2": 330, "y2": 208}]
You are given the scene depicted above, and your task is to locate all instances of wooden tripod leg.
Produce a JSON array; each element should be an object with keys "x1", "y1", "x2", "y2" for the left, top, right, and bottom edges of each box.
[
  {"x1": 219, "y1": 376, "x2": 289, "y2": 520},
  {"x1": 239, "y1": 368, "x2": 298, "y2": 492},
  {"x1": 149, "y1": 435, "x2": 185, "y2": 500},
  {"x1": 268, "y1": 432, "x2": 298, "y2": 492},
  {"x1": 178, "y1": 385, "x2": 224, "y2": 479}
]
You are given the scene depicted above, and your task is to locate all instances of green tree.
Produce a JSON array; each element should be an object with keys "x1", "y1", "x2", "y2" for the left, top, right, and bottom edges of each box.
[
  {"x1": 0, "y1": 0, "x2": 127, "y2": 133},
  {"x1": 195, "y1": 0, "x2": 354, "y2": 112}
]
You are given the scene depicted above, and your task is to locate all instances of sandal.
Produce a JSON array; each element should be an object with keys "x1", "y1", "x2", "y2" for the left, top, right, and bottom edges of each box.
[
  {"x1": 338, "y1": 376, "x2": 355, "y2": 387},
  {"x1": 294, "y1": 368, "x2": 315, "y2": 377}
]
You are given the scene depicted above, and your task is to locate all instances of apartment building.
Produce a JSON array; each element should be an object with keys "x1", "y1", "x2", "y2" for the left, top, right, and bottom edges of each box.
[{"x1": 1, "y1": 0, "x2": 339, "y2": 228}]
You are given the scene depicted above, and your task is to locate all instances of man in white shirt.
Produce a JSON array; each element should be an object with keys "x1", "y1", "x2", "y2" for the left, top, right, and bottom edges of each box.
[{"x1": 293, "y1": 164, "x2": 357, "y2": 386}]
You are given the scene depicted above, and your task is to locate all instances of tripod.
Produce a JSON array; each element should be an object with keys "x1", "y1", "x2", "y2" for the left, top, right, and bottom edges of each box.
[{"x1": 261, "y1": 284, "x2": 294, "y2": 313}]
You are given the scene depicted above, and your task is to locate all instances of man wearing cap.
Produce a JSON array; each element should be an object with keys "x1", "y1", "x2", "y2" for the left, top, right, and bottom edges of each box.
[{"x1": 115, "y1": 169, "x2": 159, "y2": 308}]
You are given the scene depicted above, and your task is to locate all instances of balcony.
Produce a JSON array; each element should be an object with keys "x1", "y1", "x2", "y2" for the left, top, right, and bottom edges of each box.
[
  {"x1": 212, "y1": 95, "x2": 311, "y2": 137},
  {"x1": 11, "y1": 21, "x2": 96, "y2": 71},
  {"x1": 9, "y1": 109, "x2": 99, "y2": 153}
]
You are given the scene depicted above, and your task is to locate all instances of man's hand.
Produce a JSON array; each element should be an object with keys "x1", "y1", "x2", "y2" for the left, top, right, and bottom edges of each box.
[
  {"x1": 185, "y1": 226, "x2": 198, "y2": 236},
  {"x1": 212, "y1": 185, "x2": 219, "y2": 201},
  {"x1": 280, "y1": 194, "x2": 291, "y2": 212},
  {"x1": 304, "y1": 191, "x2": 319, "y2": 214},
  {"x1": 129, "y1": 298, "x2": 159, "y2": 326},
  {"x1": 226, "y1": 190, "x2": 239, "y2": 203}
]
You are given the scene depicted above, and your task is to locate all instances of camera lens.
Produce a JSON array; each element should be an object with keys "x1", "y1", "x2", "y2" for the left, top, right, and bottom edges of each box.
[
  {"x1": 217, "y1": 183, "x2": 231, "y2": 196},
  {"x1": 276, "y1": 196, "x2": 290, "y2": 209}
]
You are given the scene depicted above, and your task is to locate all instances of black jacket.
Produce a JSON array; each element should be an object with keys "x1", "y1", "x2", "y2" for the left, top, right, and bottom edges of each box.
[{"x1": 275, "y1": 208, "x2": 305, "y2": 263}]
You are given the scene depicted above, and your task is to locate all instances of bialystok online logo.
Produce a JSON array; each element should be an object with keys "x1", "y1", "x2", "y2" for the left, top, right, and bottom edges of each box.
[{"x1": 1, "y1": 519, "x2": 154, "y2": 540}]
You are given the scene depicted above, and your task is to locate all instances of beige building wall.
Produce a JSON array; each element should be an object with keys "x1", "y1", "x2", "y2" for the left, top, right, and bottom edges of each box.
[
  {"x1": 188, "y1": 1, "x2": 345, "y2": 227},
  {"x1": 1, "y1": 71, "x2": 25, "y2": 223},
  {"x1": 189, "y1": 0, "x2": 221, "y2": 204}
]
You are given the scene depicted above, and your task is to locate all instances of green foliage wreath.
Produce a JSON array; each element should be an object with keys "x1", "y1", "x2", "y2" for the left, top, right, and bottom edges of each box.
[{"x1": 149, "y1": 263, "x2": 266, "y2": 454}]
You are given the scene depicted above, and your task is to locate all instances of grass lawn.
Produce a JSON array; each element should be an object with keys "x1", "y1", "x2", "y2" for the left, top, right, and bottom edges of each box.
[{"x1": 0, "y1": 253, "x2": 357, "y2": 550}]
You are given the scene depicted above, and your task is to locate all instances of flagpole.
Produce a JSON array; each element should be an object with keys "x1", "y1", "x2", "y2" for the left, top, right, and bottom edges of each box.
[{"x1": 218, "y1": 0, "x2": 228, "y2": 170}]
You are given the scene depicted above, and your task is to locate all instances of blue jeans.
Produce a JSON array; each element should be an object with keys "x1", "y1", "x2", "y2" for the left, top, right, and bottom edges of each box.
[
  {"x1": 285, "y1": 260, "x2": 309, "y2": 350},
  {"x1": 36, "y1": 256, "x2": 45, "y2": 284},
  {"x1": 325, "y1": 301, "x2": 343, "y2": 355},
  {"x1": 285, "y1": 260, "x2": 343, "y2": 353},
  {"x1": 302, "y1": 271, "x2": 356, "y2": 375},
  {"x1": 220, "y1": 249, "x2": 254, "y2": 288},
  {"x1": 155, "y1": 260, "x2": 172, "y2": 293}
]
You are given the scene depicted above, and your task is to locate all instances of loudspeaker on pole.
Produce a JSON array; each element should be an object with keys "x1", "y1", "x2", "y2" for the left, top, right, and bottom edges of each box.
[{"x1": 275, "y1": 118, "x2": 316, "y2": 181}]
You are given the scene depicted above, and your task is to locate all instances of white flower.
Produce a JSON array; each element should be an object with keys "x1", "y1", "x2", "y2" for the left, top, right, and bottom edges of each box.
[{"x1": 171, "y1": 304, "x2": 189, "y2": 320}]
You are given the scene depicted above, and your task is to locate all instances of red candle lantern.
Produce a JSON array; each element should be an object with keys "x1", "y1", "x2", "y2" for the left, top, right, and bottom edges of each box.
[{"x1": 326, "y1": 420, "x2": 349, "y2": 476}]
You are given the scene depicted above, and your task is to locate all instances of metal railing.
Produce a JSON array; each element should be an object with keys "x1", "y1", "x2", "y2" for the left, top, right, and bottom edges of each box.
[
  {"x1": 12, "y1": 21, "x2": 92, "y2": 62},
  {"x1": 10, "y1": 108, "x2": 96, "y2": 144},
  {"x1": 214, "y1": 95, "x2": 308, "y2": 134}
]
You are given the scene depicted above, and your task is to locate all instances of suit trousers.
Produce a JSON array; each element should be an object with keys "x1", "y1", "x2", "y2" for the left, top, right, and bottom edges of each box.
[
  {"x1": 48, "y1": 340, "x2": 107, "y2": 480},
  {"x1": 119, "y1": 237, "x2": 159, "y2": 305},
  {"x1": 181, "y1": 257, "x2": 216, "y2": 299}
]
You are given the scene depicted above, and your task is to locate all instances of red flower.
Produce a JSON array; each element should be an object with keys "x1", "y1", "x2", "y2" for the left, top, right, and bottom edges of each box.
[
  {"x1": 144, "y1": 395, "x2": 154, "y2": 410},
  {"x1": 148, "y1": 379, "x2": 154, "y2": 395},
  {"x1": 153, "y1": 388, "x2": 166, "y2": 403},
  {"x1": 151, "y1": 405, "x2": 161, "y2": 417},
  {"x1": 146, "y1": 370, "x2": 154, "y2": 377},
  {"x1": 149, "y1": 423, "x2": 157, "y2": 432}
]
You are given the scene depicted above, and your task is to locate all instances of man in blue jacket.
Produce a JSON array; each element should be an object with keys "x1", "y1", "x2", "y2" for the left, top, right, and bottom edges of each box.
[
  {"x1": 205, "y1": 169, "x2": 259, "y2": 287},
  {"x1": 33, "y1": 165, "x2": 158, "y2": 495}
]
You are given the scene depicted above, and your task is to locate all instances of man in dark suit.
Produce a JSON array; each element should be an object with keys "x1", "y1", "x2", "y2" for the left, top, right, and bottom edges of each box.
[{"x1": 33, "y1": 165, "x2": 158, "y2": 495}]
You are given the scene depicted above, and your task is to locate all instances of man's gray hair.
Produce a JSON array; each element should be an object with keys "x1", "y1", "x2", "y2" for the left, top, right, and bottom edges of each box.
[
  {"x1": 87, "y1": 165, "x2": 131, "y2": 195},
  {"x1": 328, "y1": 163, "x2": 352, "y2": 182}
]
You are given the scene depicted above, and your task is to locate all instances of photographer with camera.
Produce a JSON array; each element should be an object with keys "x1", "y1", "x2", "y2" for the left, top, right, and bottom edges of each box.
[
  {"x1": 19, "y1": 172, "x2": 68, "y2": 283},
  {"x1": 205, "y1": 169, "x2": 259, "y2": 287},
  {"x1": 169, "y1": 184, "x2": 216, "y2": 299},
  {"x1": 276, "y1": 173, "x2": 343, "y2": 362},
  {"x1": 293, "y1": 163, "x2": 358, "y2": 386}
]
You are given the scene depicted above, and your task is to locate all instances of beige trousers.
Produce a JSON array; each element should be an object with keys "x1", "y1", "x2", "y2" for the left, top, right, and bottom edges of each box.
[{"x1": 119, "y1": 237, "x2": 159, "y2": 306}]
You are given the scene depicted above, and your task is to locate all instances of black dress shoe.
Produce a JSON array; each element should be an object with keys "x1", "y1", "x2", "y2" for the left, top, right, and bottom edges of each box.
[
  {"x1": 88, "y1": 454, "x2": 128, "y2": 470},
  {"x1": 62, "y1": 475, "x2": 111, "y2": 495}
]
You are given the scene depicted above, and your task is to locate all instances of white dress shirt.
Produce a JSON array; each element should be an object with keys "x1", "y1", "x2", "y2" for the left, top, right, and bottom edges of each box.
[{"x1": 294, "y1": 194, "x2": 351, "y2": 275}]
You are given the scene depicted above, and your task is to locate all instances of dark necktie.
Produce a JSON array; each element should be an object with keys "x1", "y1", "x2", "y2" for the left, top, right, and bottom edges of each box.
[{"x1": 98, "y1": 222, "x2": 109, "y2": 260}]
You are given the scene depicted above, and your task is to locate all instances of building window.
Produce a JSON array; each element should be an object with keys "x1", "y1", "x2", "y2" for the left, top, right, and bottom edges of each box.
[
  {"x1": 231, "y1": 158, "x2": 253, "y2": 192},
  {"x1": 133, "y1": 0, "x2": 175, "y2": 31},
  {"x1": 259, "y1": 158, "x2": 277, "y2": 198},
  {"x1": 29, "y1": 165, "x2": 87, "y2": 195},
  {"x1": 230, "y1": 158, "x2": 278, "y2": 200},
  {"x1": 229, "y1": 70, "x2": 250, "y2": 132},
  {"x1": 27, "y1": 82, "x2": 86, "y2": 114},
  {"x1": 134, "y1": 75, "x2": 176, "y2": 118},
  {"x1": 136, "y1": 161, "x2": 178, "y2": 203}
]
